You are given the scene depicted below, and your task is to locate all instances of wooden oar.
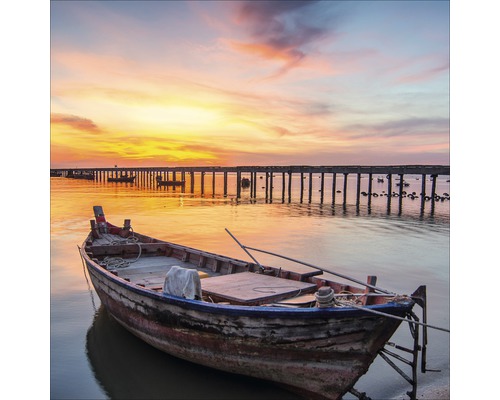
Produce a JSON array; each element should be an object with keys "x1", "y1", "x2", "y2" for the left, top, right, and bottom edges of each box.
[
  {"x1": 224, "y1": 228, "x2": 265, "y2": 271},
  {"x1": 225, "y1": 228, "x2": 394, "y2": 294}
]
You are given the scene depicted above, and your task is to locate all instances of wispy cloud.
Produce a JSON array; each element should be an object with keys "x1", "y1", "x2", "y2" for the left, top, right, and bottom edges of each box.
[
  {"x1": 50, "y1": 113, "x2": 102, "y2": 134},
  {"x1": 344, "y1": 117, "x2": 449, "y2": 140},
  {"x1": 396, "y1": 60, "x2": 450, "y2": 84}
]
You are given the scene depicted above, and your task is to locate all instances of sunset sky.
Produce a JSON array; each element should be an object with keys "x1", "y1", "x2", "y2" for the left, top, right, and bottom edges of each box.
[{"x1": 50, "y1": 0, "x2": 450, "y2": 168}]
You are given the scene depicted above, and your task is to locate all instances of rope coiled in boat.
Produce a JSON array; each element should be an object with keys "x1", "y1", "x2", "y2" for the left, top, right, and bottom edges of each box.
[{"x1": 100, "y1": 231, "x2": 142, "y2": 271}]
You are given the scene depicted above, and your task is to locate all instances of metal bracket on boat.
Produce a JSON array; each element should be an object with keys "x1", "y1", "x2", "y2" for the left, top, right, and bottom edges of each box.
[
  {"x1": 376, "y1": 285, "x2": 441, "y2": 400},
  {"x1": 348, "y1": 387, "x2": 371, "y2": 399}
]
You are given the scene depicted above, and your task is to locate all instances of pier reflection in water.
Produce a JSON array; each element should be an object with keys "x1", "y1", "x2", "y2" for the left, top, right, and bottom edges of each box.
[{"x1": 86, "y1": 306, "x2": 301, "y2": 400}]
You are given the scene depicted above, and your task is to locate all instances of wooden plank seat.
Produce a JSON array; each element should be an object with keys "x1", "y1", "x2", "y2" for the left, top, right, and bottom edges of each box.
[
  {"x1": 201, "y1": 272, "x2": 317, "y2": 306},
  {"x1": 89, "y1": 242, "x2": 170, "y2": 257}
]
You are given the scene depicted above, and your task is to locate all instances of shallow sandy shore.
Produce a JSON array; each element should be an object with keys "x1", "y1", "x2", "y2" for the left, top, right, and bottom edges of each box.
[
  {"x1": 391, "y1": 380, "x2": 450, "y2": 400},
  {"x1": 417, "y1": 384, "x2": 450, "y2": 399}
]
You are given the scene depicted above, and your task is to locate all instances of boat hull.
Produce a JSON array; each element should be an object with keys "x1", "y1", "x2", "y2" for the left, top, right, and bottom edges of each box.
[
  {"x1": 84, "y1": 253, "x2": 411, "y2": 400},
  {"x1": 108, "y1": 177, "x2": 135, "y2": 183},
  {"x1": 156, "y1": 180, "x2": 185, "y2": 187}
]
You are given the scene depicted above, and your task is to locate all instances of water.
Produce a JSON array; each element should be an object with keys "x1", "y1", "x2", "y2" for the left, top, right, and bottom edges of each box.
[{"x1": 50, "y1": 176, "x2": 450, "y2": 399}]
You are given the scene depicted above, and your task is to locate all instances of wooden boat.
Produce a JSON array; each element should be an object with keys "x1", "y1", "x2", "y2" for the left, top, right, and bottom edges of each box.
[
  {"x1": 108, "y1": 175, "x2": 136, "y2": 183},
  {"x1": 156, "y1": 176, "x2": 185, "y2": 187},
  {"x1": 80, "y1": 206, "x2": 434, "y2": 400},
  {"x1": 67, "y1": 170, "x2": 94, "y2": 180},
  {"x1": 241, "y1": 177, "x2": 251, "y2": 188}
]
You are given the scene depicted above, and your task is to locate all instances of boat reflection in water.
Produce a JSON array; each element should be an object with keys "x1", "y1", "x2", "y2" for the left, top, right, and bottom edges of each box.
[{"x1": 86, "y1": 306, "x2": 301, "y2": 400}]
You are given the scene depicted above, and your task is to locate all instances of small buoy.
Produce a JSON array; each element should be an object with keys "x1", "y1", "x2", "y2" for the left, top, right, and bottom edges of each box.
[
  {"x1": 336, "y1": 190, "x2": 341, "y2": 193},
  {"x1": 373, "y1": 193, "x2": 379, "y2": 197}
]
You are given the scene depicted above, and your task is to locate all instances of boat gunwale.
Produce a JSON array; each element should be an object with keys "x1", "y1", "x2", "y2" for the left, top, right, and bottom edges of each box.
[{"x1": 81, "y1": 239, "x2": 414, "y2": 319}]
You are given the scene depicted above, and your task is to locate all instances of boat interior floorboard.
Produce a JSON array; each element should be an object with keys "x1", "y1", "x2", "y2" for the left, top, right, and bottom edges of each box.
[{"x1": 115, "y1": 255, "x2": 218, "y2": 288}]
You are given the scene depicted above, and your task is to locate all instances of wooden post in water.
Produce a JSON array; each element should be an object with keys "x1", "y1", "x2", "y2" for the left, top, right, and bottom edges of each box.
[
  {"x1": 308, "y1": 171, "x2": 313, "y2": 203},
  {"x1": 250, "y1": 171, "x2": 255, "y2": 198},
  {"x1": 201, "y1": 171, "x2": 205, "y2": 196},
  {"x1": 398, "y1": 174, "x2": 404, "y2": 196},
  {"x1": 320, "y1": 172, "x2": 325, "y2": 203},
  {"x1": 237, "y1": 170, "x2": 242, "y2": 199},
  {"x1": 264, "y1": 172, "x2": 268, "y2": 200},
  {"x1": 420, "y1": 174, "x2": 426, "y2": 211},
  {"x1": 300, "y1": 172, "x2": 304, "y2": 203},
  {"x1": 387, "y1": 174, "x2": 392, "y2": 211},
  {"x1": 287, "y1": 171, "x2": 292, "y2": 203},
  {"x1": 398, "y1": 174, "x2": 404, "y2": 213},
  {"x1": 332, "y1": 173, "x2": 336, "y2": 205},
  {"x1": 223, "y1": 171, "x2": 228, "y2": 197},
  {"x1": 368, "y1": 173, "x2": 373, "y2": 209},
  {"x1": 356, "y1": 173, "x2": 361, "y2": 207},
  {"x1": 281, "y1": 172, "x2": 286, "y2": 203},
  {"x1": 255, "y1": 171, "x2": 259, "y2": 198},
  {"x1": 269, "y1": 171, "x2": 273, "y2": 202},
  {"x1": 430, "y1": 174, "x2": 437, "y2": 215},
  {"x1": 430, "y1": 174, "x2": 437, "y2": 202},
  {"x1": 190, "y1": 172, "x2": 195, "y2": 193},
  {"x1": 343, "y1": 173, "x2": 348, "y2": 206},
  {"x1": 212, "y1": 171, "x2": 216, "y2": 197}
]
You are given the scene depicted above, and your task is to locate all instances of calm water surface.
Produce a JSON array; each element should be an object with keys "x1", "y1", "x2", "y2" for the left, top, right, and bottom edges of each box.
[{"x1": 50, "y1": 176, "x2": 450, "y2": 400}]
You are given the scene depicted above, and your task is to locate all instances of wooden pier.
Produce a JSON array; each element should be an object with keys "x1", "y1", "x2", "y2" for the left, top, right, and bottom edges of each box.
[{"x1": 51, "y1": 165, "x2": 450, "y2": 211}]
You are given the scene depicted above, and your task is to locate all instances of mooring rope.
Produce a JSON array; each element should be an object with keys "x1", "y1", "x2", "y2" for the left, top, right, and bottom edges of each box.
[{"x1": 77, "y1": 245, "x2": 97, "y2": 312}]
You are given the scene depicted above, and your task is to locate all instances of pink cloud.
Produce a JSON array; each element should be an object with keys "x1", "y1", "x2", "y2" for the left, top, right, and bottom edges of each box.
[{"x1": 51, "y1": 113, "x2": 101, "y2": 134}]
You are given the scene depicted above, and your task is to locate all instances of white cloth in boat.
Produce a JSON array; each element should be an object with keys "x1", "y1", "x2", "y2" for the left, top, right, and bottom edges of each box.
[{"x1": 163, "y1": 266, "x2": 202, "y2": 300}]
